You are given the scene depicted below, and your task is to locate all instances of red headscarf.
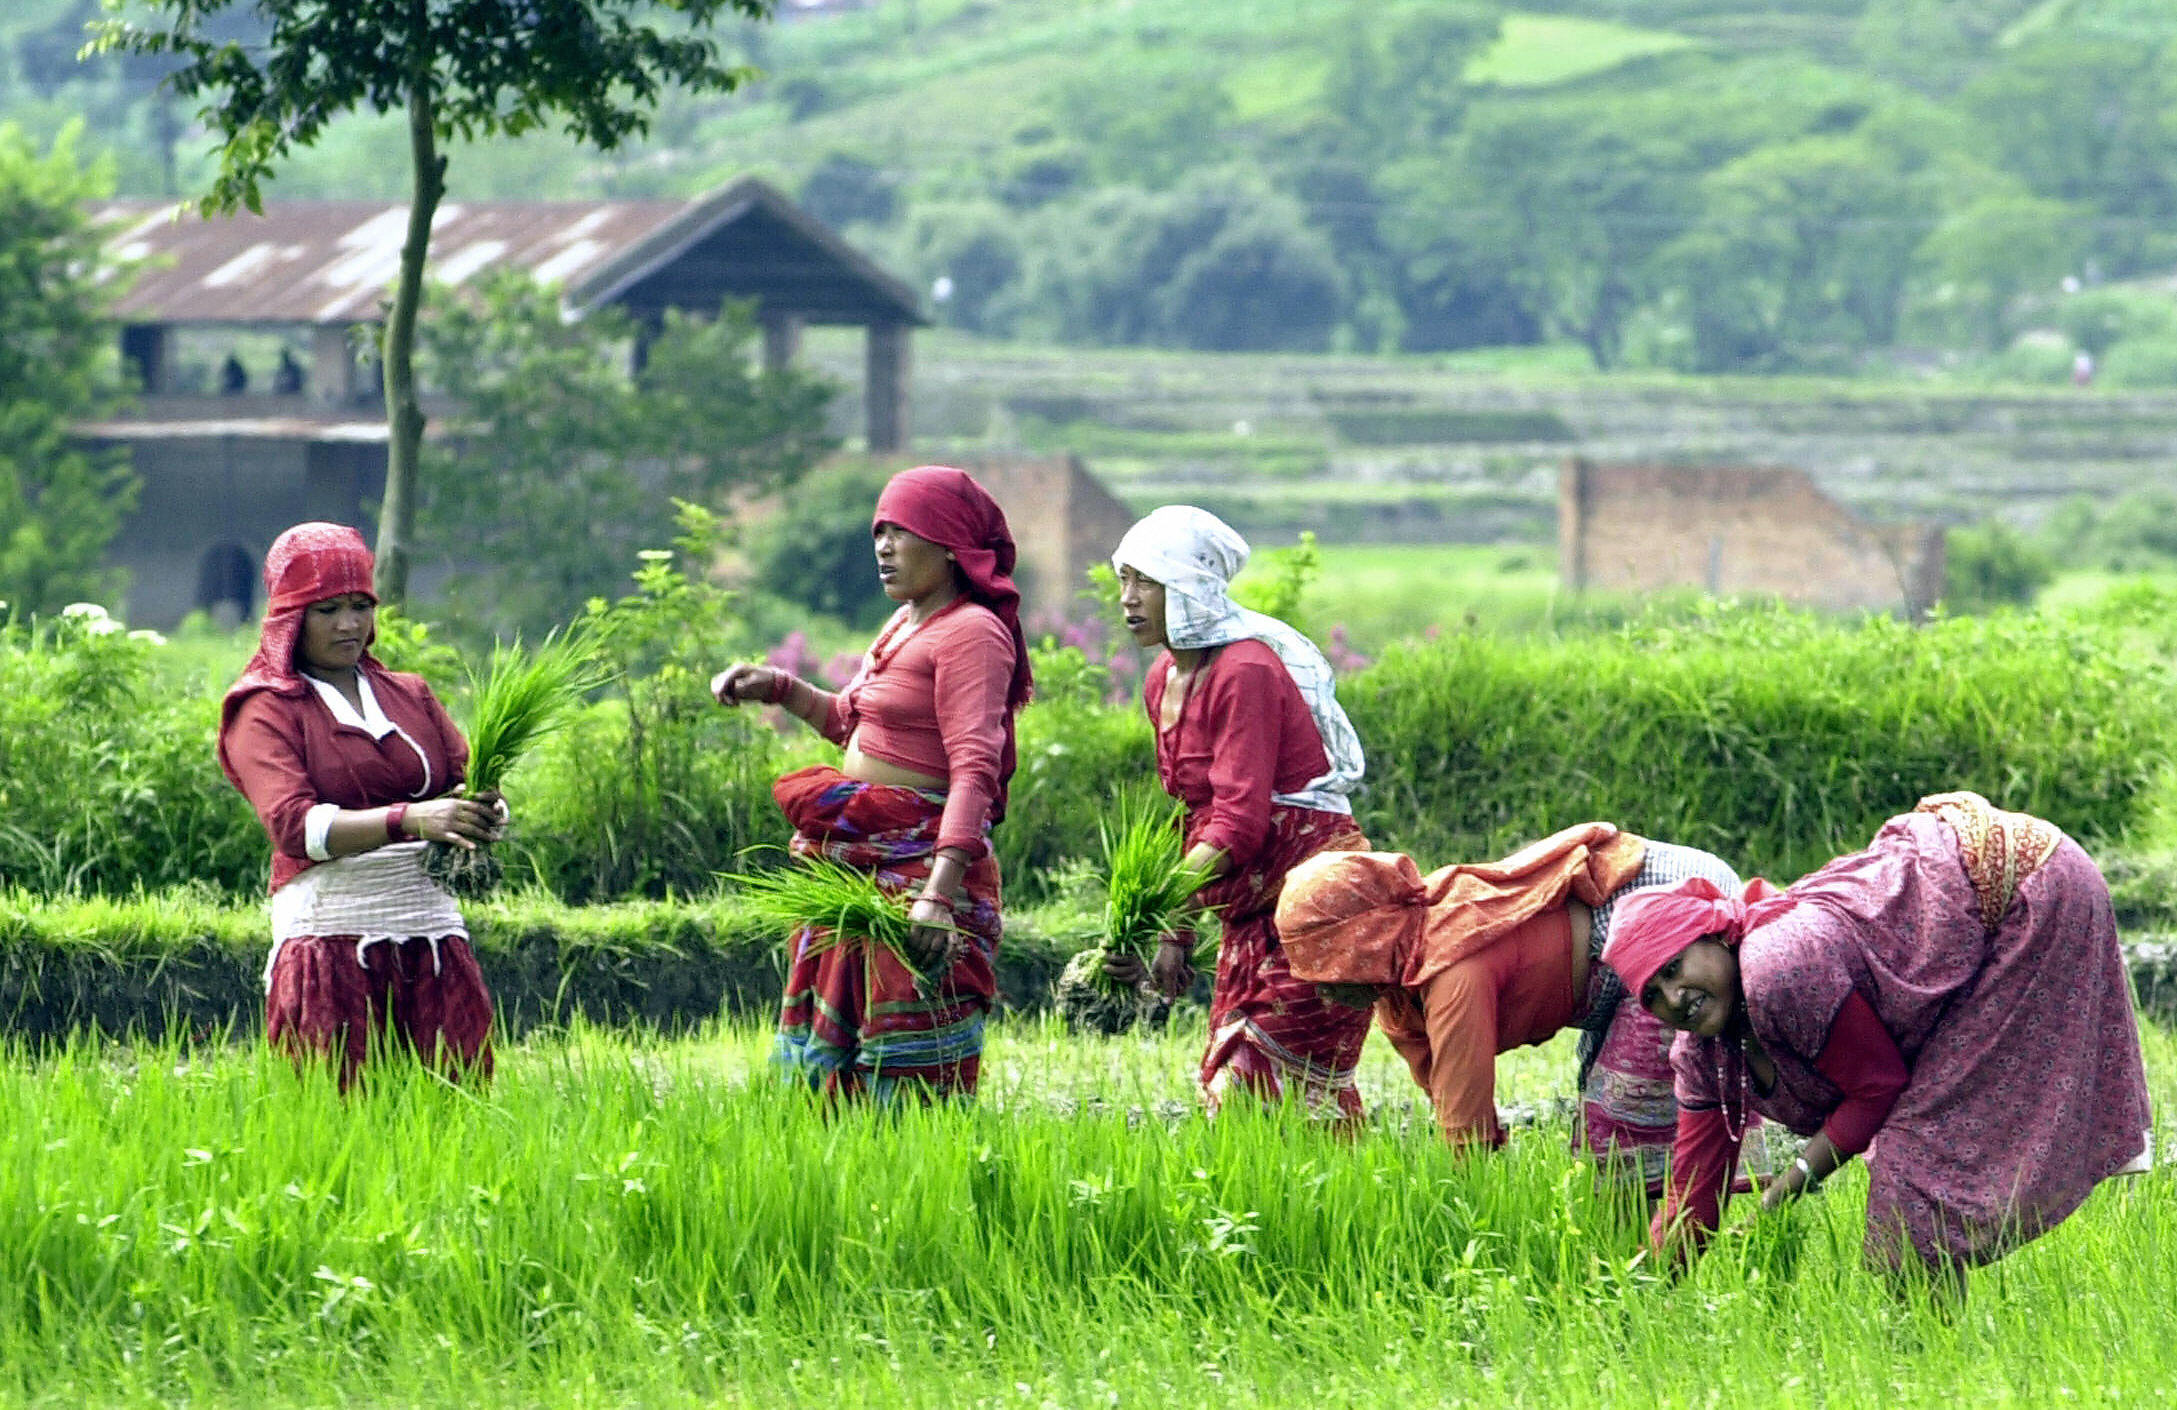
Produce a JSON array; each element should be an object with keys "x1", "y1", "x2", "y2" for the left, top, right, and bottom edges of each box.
[
  {"x1": 1601, "y1": 874, "x2": 1792, "y2": 1000},
  {"x1": 216, "y1": 522, "x2": 380, "y2": 790},
  {"x1": 871, "y1": 466, "x2": 1034, "y2": 808}
]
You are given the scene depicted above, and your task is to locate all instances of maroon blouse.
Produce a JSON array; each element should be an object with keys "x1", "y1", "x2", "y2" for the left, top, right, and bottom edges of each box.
[
  {"x1": 1142, "y1": 638, "x2": 1333, "y2": 870},
  {"x1": 221, "y1": 669, "x2": 468, "y2": 892}
]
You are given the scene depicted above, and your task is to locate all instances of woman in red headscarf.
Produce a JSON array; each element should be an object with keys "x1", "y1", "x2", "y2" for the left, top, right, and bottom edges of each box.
[
  {"x1": 217, "y1": 523, "x2": 504, "y2": 1086},
  {"x1": 1605, "y1": 792, "x2": 2152, "y2": 1284},
  {"x1": 713, "y1": 466, "x2": 1031, "y2": 1100}
]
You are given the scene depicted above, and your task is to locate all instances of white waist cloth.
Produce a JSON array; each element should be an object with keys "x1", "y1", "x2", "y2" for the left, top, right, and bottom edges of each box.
[{"x1": 266, "y1": 841, "x2": 468, "y2": 987}]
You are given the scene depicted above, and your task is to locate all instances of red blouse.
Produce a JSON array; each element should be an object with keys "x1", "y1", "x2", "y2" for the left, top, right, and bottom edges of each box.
[
  {"x1": 808, "y1": 599, "x2": 1015, "y2": 860},
  {"x1": 221, "y1": 669, "x2": 468, "y2": 892},
  {"x1": 1142, "y1": 639, "x2": 1333, "y2": 871},
  {"x1": 1654, "y1": 989, "x2": 1909, "y2": 1248}
]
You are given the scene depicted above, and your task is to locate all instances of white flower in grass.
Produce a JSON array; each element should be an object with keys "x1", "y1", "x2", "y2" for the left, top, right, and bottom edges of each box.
[
  {"x1": 60, "y1": 602, "x2": 122, "y2": 635},
  {"x1": 128, "y1": 629, "x2": 167, "y2": 646}
]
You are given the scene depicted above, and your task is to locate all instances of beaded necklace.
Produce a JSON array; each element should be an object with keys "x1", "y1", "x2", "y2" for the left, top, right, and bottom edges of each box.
[{"x1": 1715, "y1": 1040, "x2": 1751, "y2": 1143}]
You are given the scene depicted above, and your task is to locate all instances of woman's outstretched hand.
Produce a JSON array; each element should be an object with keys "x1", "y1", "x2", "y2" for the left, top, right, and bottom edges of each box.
[{"x1": 710, "y1": 663, "x2": 783, "y2": 707}]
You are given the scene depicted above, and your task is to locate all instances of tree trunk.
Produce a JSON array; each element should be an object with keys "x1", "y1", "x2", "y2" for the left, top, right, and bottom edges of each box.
[{"x1": 374, "y1": 81, "x2": 445, "y2": 605}]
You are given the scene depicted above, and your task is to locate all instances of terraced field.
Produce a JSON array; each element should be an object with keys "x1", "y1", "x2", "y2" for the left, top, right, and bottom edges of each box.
[{"x1": 809, "y1": 332, "x2": 2177, "y2": 544}]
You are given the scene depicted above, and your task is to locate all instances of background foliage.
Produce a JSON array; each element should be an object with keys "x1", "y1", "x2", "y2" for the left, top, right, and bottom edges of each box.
[
  {"x1": 12, "y1": 0, "x2": 2177, "y2": 374},
  {"x1": 0, "y1": 121, "x2": 135, "y2": 618},
  {"x1": 7, "y1": 560, "x2": 2173, "y2": 911},
  {"x1": 420, "y1": 276, "x2": 838, "y2": 636}
]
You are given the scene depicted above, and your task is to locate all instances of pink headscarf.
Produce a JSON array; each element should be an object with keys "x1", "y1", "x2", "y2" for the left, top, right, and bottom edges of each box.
[
  {"x1": 216, "y1": 522, "x2": 380, "y2": 790},
  {"x1": 1601, "y1": 874, "x2": 1792, "y2": 1000}
]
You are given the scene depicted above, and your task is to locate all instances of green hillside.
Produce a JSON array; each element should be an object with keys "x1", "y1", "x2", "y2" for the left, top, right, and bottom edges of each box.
[{"x1": 10, "y1": 0, "x2": 2177, "y2": 374}]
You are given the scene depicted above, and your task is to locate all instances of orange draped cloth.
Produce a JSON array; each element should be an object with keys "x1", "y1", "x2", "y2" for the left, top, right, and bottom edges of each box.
[
  {"x1": 1278, "y1": 822, "x2": 1648, "y2": 1146},
  {"x1": 1280, "y1": 822, "x2": 1647, "y2": 988}
]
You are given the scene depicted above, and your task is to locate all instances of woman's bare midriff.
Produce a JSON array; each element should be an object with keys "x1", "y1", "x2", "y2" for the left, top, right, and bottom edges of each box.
[{"x1": 843, "y1": 737, "x2": 947, "y2": 790}]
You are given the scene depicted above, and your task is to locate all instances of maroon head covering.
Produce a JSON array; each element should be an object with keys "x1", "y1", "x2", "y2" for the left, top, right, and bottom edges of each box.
[
  {"x1": 1601, "y1": 874, "x2": 1792, "y2": 1001},
  {"x1": 871, "y1": 466, "x2": 1035, "y2": 810},
  {"x1": 216, "y1": 522, "x2": 380, "y2": 789}
]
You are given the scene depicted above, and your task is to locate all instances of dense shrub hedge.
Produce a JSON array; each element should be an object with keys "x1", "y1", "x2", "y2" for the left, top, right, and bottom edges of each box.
[
  {"x1": 1343, "y1": 603, "x2": 2175, "y2": 882},
  {"x1": 0, "y1": 889, "x2": 1081, "y2": 1044},
  {"x1": 0, "y1": 888, "x2": 2166, "y2": 1042},
  {"x1": 5, "y1": 597, "x2": 2174, "y2": 909}
]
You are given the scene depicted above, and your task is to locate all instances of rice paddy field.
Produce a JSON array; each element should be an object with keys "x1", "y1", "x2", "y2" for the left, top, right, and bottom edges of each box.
[{"x1": 4, "y1": 1013, "x2": 2172, "y2": 1408}]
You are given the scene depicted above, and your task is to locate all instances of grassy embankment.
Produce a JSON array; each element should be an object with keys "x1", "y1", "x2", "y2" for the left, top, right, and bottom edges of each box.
[{"x1": 0, "y1": 1018, "x2": 2168, "y2": 1406}]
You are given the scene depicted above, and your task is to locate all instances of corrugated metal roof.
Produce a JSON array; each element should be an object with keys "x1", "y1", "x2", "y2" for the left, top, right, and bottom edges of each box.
[
  {"x1": 95, "y1": 176, "x2": 923, "y2": 328},
  {"x1": 77, "y1": 415, "x2": 390, "y2": 443}
]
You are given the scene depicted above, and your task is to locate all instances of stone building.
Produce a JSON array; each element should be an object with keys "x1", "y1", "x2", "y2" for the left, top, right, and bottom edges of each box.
[
  {"x1": 1559, "y1": 458, "x2": 1946, "y2": 616},
  {"x1": 82, "y1": 177, "x2": 925, "y2": 628}
]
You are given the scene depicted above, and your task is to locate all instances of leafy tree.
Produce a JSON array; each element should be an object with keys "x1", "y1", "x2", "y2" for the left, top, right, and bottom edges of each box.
[
  {"x1": 1157, "y1": 203, "x2": 1346, "y2": 353},
  {"x1": 418, "y1": 274, "x2": 836, "y2": 634},
  {"x1": 1943, "y1": 519, "x2": 2053, "y2": 613},
  {"x1": 1441, "y1": 110, "x2": 1705, "y2": 369},
  {"x1": 1049, "y1": 58, "x2": 1232, "y2": 189},
  {"x1": 1321, "y1": 5, "x2": 1499, "y2": 159},
  {"x1": 1959, "y1": 37, "x2": 2177, "y2": 276},
  {"x1": 0, "y1": 122, "x2": 135, "y2": 617},
  {"x1": 1016, "y1": 171, "x2": 1352, "y2": 352},
  {"x1": 1916, "y1": 193, "x2": 2084, "y2": 350},
  {"x1": 897, "y1": 200, "x2": 1025, "y2": 335},
  {"x1": 1306, "y1": 6, "x2": 1513, "y2": 350},
  {"x1": 1851, "y1": 0, "x2": 2030, "y2": 96},
  {"x1": 748, "y1": 458, "x2": 898, "y2": 629},
  {"x1": 96, "y1": 0, "x2": 774, "y2": 605},
  {"x1": 2056, "y1": 288, "x2": 2177, "y2": 360},
  {"x1": 1663, "y1": 135, "x2": 1938, "y2": 370},
  {"x1": 798, "y1": 151, "x2": 896, "y2": 229}
]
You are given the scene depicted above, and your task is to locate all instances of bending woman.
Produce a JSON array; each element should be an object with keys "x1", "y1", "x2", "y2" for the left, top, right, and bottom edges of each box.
[
  {"x1": 1605, "y1": 791, "x2": 2152, "y2": 1280},
  {"x1": 1104, "y1": 506, "x2": 1371, "y2": 1118},
  {"x1": 217, "y1": 523, "x2": 503, "y2": 1086},
  {"x1": 713, "y1": 466, "x2": 1030, "y2": 1100},
  {"x1": 1277, "y1": 824, "x2": 1757, "y2": 1192}
]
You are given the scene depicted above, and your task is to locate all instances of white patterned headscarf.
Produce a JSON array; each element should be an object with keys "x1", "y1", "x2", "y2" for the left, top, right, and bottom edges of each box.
[{"x1": 1112, "y1": 505, "x2": 1366, "y2": 814}]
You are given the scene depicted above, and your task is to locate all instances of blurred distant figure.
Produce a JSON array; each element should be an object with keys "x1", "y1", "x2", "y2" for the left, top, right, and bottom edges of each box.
[
  {"x1": 220, "y1": 353, "x2": 248, "y2": 395},
  {"x1": 2073, "y1": 350, "x2": 2096, "y2": 387},
  {"x1": 272, "y1": 348, "x2": 304, "y2": 394}
]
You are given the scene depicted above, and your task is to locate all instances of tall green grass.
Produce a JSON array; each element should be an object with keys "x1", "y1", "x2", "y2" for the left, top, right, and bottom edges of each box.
[{"x1": 0, "y1": 1020, "x2": 2167, "y2": 1405}]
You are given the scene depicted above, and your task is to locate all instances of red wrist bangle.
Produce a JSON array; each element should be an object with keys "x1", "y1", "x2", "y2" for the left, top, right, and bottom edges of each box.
[
  {"x1": 385, "y1": 803, "x2": 409, "y2": 841},
  {"x1": 766, "y1": 672, "x2": 796, "y2": 705}
]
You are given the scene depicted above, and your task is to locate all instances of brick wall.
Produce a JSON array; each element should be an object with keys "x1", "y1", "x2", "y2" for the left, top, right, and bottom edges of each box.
[{"x1": 1560, "y1": 459, "x2": 1945, "y2": 615}]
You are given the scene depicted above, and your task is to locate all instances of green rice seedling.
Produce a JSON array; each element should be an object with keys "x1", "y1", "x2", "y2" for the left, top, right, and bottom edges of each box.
[
  {"x1": 1101, "y1": 795, "x2": 1217, "y2": 959},
  {"x1": 730, "y1": 855, "x2": 926, "y2": 984},
  {"x1": 1059, "y1": 794, "x2": 1219, "y2": 1028},
  {"x1": 424, "y1": 628, "x2": 608, "y2": 898}
]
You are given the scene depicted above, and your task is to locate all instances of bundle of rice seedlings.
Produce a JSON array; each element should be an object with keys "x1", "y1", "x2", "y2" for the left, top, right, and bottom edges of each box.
[
  {"x1": 1054, "y1": 946, "x2": 1173, "y2": 1036},
  {"x1": 730, "y1": 856, "x2": 934, "y2": 988},
  {"x1": 1084, "y1": 793, "x2": 1217, "y2": 1000},
  {"x1": 422, "y1": 628, "x2": 607, "y2": 899}
]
